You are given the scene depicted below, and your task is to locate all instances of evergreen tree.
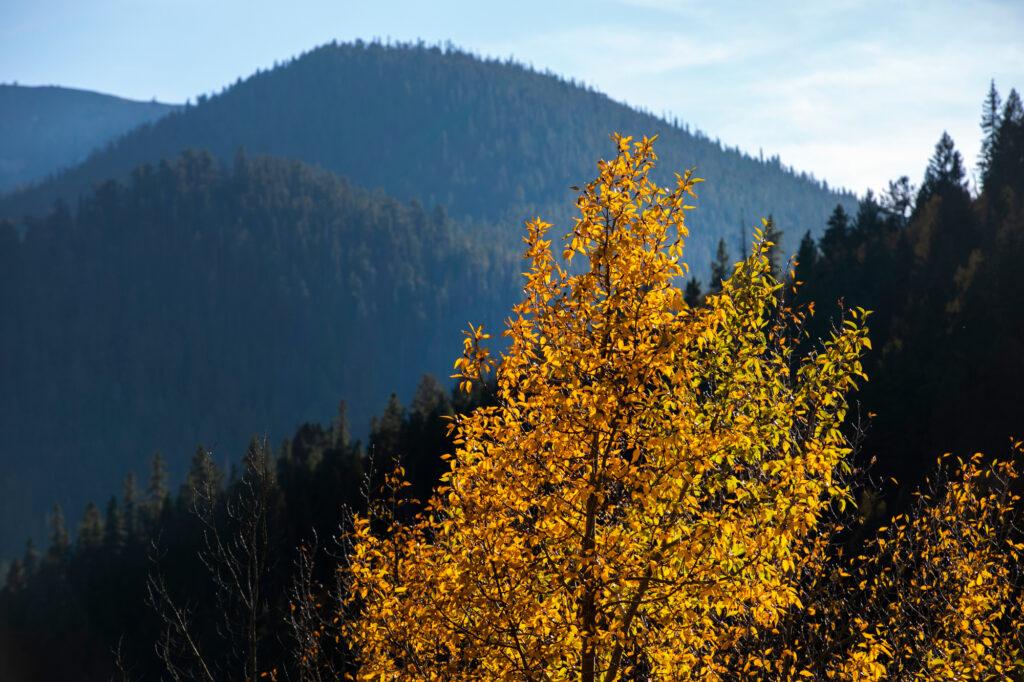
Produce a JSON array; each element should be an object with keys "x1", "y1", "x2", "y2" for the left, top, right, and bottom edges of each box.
[
  {"x1": 794, "y1": 230, "x2": 818, "y2": 283},
  {"x1": 122, "y1": 472, "x2": 140, "y2": 541},
  {"x1": 331, "y1": 400, "x2": 351, "y2": 450},
  {"x1": 147, "y1": 452, "x2": 169, "y2": 524},
  {"x1": 854, "y1": 190, "x2": 885, "y2": 237},
  {"x1": 181, "y1": 446, "x2": 223, "y2": 510},
  {"x1": 409, "y1": 374, "x2": 450, "y2": 422},
  {"x1": 880, "y1": 176, "x2": 914, "y2": 228},
  {"x1": 820, "y1": 204, "x2": 851, "y2": 260},
  {"x1": 918, "y1": 132, "x2": 968, "y2": 205},
  {"x1": 684, "y1": 276, "x2": 703, "y2": 307},
  {"x1": 103, "y1": 495, "x2": 127, "y2": 551},
  {"x1": 709, "y1": 238, "x2": 731, "y2": 295},
  {"x1": 77, "y1": 501, "x2": 104, "y2": 550},
  {"x1": 4, "y1": 558, "x2": 25, "y2": 594},
  {"x1": 1002, "y1": 88, "x2": 1024, "y2": 130},
  {"x1": 46, "y1": 504, "x2": 70, "y2": 566},
  {"x1": 979, "y1": 80, "x2": 1002, "y2": 178},
  {"x1": 22, "y1": 538, "x2": 39, "y2": 576},
  {"x1": 369, "y1": 393, "x2": 405, "y2": 463}
]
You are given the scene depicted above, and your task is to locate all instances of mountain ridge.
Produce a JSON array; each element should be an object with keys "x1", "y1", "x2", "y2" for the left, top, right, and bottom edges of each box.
[
  {"x1": 0, "y1": 41, "x2": 855, "y2": 274},
  {"x1": 0, "y1": 84, "x2": 179, "y2": 193}
]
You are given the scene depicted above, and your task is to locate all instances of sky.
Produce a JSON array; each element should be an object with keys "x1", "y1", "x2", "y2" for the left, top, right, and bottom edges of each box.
[{"x1": 2, "y1": 0, "x2": 1022, "y2": 196}]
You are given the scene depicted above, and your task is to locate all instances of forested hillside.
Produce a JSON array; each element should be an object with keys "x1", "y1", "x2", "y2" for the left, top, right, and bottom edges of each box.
[
  {"x1": 0, "y1": 41, "x2": 854, "y2": 273},
  {"x1": 0, "y1": 85, "x2": 178, "y2": 193},
  {"x1": 0, "y1": 151, "x2": 519, "y2": 558},
  {"x1": 792, "y1": 84, "x2": 1024, "y2": 500}
]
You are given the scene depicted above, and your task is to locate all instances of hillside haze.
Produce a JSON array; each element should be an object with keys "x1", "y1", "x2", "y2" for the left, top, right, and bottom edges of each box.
[
  {"x1": 0, "y1": 42, "x2": 854, "y2": 271},
  {"x1": 0, "y1": 42, "x2": 856, "y2": 557},
  {"x1": 0, "y1": 84, "x2": 179, "y2": 193},
  {"x1": 0, "y1": 151, "x2": 519, "y2": 557}
]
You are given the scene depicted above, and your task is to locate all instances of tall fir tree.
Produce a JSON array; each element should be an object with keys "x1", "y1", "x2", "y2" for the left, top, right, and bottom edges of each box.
[
  {"x1": 77, "y1": 501, "x2": 105, "y2": 550},
  {"x1": 4, "y1": 558, "x2": 25, "y2": 594},
  {"x1": 122, "y1": 472, "x2": 140, "y2": 542},
  {"x1": 46, "y1": 504, "x2": 70, "y2": 567},
  {"x1": 918, "y1": 131, "x2": 968, "y2": 205},
  {"x1": 794, "y1": 230, "x2": 818, "y2": 284},
  {"x1": 331, "y1": 400, "x2": 351, "y2": 450},
  {"x1": 22, "y1": 538, "x2": 39, "y2": 576},
  {"x1": 881, "y1": 176, "x2": 914, "y2": 227},
  {"x1": 987, "y1": 89, "x2": 1024, "y2": 195},
  {"x1": 181, "y1": 446, "x2": 223, "y2": 510},
  {"x1": 369, "y1": 393, "x2": 405, "y2": 464},
  {"x1": 979, "y1": 80, "x2": 1002, "y2": 179},
  {"x1": 854, "y1": 190, "x2": 885, "y2": 237},
  {"x1": 103, "y1": 495, "x2": 127, "y2": 551},
  {"x1": 709, "y1": 238, "x2": 731, "y2": 295},
  {"x1": 820, "y1": 204, "x2": 850, "y2": 260},
  {"x1": 147, "y1": 452, "x2": 169, "y2": 525},
  {"x1": 684, "y1": 276, "x2": 703, "y2": 307}
]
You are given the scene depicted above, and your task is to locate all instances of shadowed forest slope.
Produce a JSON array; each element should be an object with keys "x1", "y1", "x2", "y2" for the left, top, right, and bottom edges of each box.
[{"x1": 0, "y1": 151, "x2": 519, "y2": 557}]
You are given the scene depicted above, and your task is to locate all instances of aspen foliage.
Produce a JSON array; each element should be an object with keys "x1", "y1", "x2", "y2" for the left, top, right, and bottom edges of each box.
[
  {"x1": 344, "y1": 135, "x2": 867, "y2": 680},
  {"x1": 342, "y1": 135, "x2": 1022, "y2": 680},
  {"x1": 837, "y1": 451, "x2": 1024, "y2": 681}
]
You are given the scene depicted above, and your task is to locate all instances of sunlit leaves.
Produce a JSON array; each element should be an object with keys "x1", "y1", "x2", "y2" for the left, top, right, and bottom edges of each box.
[{"x1": 341, "y1": 134, "x2": 1021, "y2": 681}]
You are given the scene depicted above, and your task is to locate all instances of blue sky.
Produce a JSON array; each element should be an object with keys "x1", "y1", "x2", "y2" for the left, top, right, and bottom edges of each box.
[{"x1": 2, "y1": 0, "x2": 1022, "y2": 195}]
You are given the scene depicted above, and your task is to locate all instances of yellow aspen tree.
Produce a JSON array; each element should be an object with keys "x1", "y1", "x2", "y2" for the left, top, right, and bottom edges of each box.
[{"x1": 343, "y1": 134, "x2": 870, "y2": 680}]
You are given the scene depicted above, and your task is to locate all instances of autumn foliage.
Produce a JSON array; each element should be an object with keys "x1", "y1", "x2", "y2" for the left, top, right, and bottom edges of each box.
[{"x1": 342, "y1": 136, "x2": 1023, "y2": 680}]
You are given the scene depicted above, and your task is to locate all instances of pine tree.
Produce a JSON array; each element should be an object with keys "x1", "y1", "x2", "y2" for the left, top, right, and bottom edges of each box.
[
  {"x1": 794, "y1": 230, "x2": 818, "y2": 283},
  {"x1": 979, "y1": 80, "x2": 1002, "y2": 179},
  {"x1": 985, "y1": 88, "x2": 1024, "y2": 196},
  {"x1": 409, "y1": 374, "x2": 450, "y2": 422},
  {"x1": 122, "y1": 472, "x2": 140, "y2": 541},
  {"x1": 821, "y1": 204, "x2": 850, "y2": 260},
  {"x1": 104, "y1": 495, "x2": 127, "y2": 550},
  {"x1": 47, "y1": 504, "x2": 70, "y2": 566},
  {"x1": 22, "y1": 538, "x2": 39, "y2": 576},
  {"x1": 147, "y1": 451, "x2": 169, "y2": 524},
  {"x1": 331, "y1": 400, "x2": 351, "y2": 450},
  {"x1": 880, "y1": 176, "x2": 914, "y2": 227},
  {"x1": 181, "y1": 446, "x2": 223, "y2": 510},
  {"x1": 684, "y1": 276, "x2": 703, "y2": 306},
  {"x1": 854, "y1": 191, "x2": 884, "y2": 237},
  {"x1": 78, "y1": 501, "x2": 104, "y2": 550},
  {"x1": 1003, "y1": 88, "x2": 1024, "y2": 129},
  {"x1": 369, "y1": 393, "x2": 405, "y2": 463},
  {"x1": 4, "y1": 558, "x2": 25, "y2": 593},
  {"x1": 918, "y1": 132, "x2": 968, "y2": 205},
  {"x1": 709, "y1": 238, "x2": 731, "y2": 295}
]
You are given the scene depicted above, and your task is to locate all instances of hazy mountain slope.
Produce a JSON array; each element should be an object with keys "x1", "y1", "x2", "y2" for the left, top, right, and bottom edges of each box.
[
  {"x1": 0, "y1": 151, "x2": 519, "y2": 556},
  {"x1": 0, "y1": 42, "x2": 854, "y2": 272},
  {"x1": 0, "y1": 84, "x2": 178, "y2": 193}
]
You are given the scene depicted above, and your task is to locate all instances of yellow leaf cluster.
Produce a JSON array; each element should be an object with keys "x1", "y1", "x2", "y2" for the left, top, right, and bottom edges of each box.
[
  {"x1": 344, "y1": 135, "x2": 872, "y2": 680},
  {"x1": 341, "y1": 135, "x2": 1023, "y2": 681}
]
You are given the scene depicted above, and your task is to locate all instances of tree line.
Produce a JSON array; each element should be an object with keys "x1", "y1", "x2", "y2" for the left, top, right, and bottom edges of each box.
[{"x1": 0, "y1": 375, "x2": 493, "y2": 680}]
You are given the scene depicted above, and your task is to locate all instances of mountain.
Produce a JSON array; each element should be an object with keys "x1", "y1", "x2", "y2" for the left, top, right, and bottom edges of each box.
[
  {"x1": 0, "y1": 41, "x2": 858, "y2": 556},
  {"x1": 0, "y1": 84, "x2": 179, "y2": 193},
  {"x1": 0, "y1": 42, "x2": 855, "y2": 275},
  {"x1": 0, "y1": 151, "x2": 519, "y2": 557}
]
